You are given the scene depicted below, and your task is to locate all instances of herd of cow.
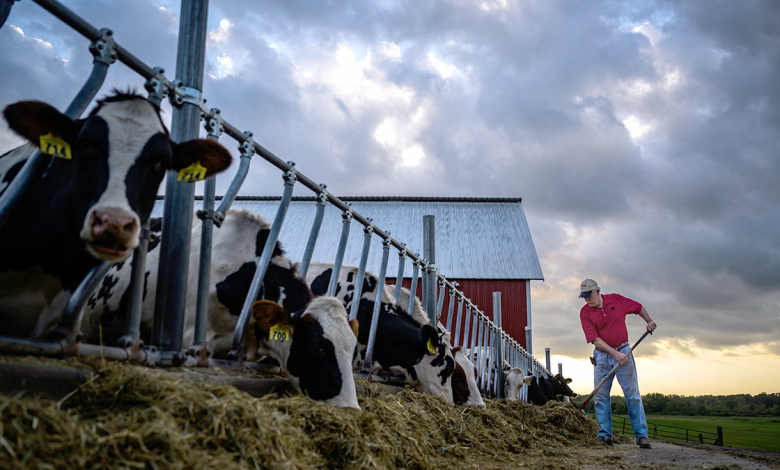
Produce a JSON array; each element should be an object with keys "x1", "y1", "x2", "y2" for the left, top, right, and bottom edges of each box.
[{"x1": 0, "y1": 92, "x2": 576, "y2": 412}]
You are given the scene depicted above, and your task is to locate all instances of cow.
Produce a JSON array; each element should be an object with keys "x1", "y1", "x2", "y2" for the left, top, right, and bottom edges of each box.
[
  {"x1": 504, "y1": 368, "x2": 536, "y2": 402},
  {"x1": 305, "y1": 263, "x2": 456, "y2": 403},
  {"x1": 505, "y1": 368, "x2": 577, "y2": 405},
  {"x1": 385, "y1": 284, "x2": 486, "y2": 409},
  {"x1": 0, "y1": 92, "x2": 232, "y2": 340},
  {"x1": 80, "y1": 209, "x2": 361, "y2": 409}
]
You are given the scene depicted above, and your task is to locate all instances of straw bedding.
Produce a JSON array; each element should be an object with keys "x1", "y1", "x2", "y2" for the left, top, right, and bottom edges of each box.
[{"x1": 0, "y1": 357, "x2": 597, "y2": 469}]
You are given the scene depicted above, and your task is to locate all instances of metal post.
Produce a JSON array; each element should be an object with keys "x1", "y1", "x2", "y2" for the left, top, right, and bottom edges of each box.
[
  {"x1": 214, "y1": 131, "x2": 254, "y2": 223},
  {"x1": 526, "y1": 280, "x2": 532, "y2": 355},
  {"x1": 453, "y1": 294, "x2": 464, "y2": 347},
  {"x1": 445, "y1": 287, "x2": 455, "y2": 333},
  {"x1": 467, "y1": 303, "x2": 477, "y2": 354},
  {"x1": 349, "y1": 220, "x2": 374, "y2": 321},
  {"x1": 422, "y1": 215, "x2": 436, "y2": 324},
  {"x1": 299, "y1": 185, "x2": 327, "y2": 278},
  {"x1": 188, "y1": 109, "x2": 223, "y2": 364},
  {"x1": 152, "y1": 0, "x2": 210, "y2": 363},
  {"x1": 228, "y1": 166, "x2": 297, "y2": 360},
  {"x1": 420, "y1": 263, "x2": 429, "y2": 316},
  {"x1": 493, "y1": 292, "x2": 504, "y2": 398},
  {"x1": 436, "y1": 278, "x2": 446, "y2": 322},
  {"x1": 545, "y1": 347, "x2": 551, "y2": 373},
  {"x1": 558, "y1": 363, "x2": 563, "y2": 376},
  {"x1": 407, "y1": 258, "x2": 420, "y2": 316},
  {"x1": 483, "y1": 323, "x2": 494, "y2": 395},
  {"x1": 362, "y1": 237, "x2": 391, "y2": 371},
  {"x1": 117, "y1": 221, "x2": 149, "y2": 350},
  {"x1": 327, "y1": 206, "x2": 352, "y2": 297},
  {"x1": 476, "y1": 316, "x2": 487, "y2": 389},
  {"x1": 55, "y1": 261, "x2": 112, "y2": 343},
  {"x1": 393, "y1": 245, "x2": 406, "y2": 305}
]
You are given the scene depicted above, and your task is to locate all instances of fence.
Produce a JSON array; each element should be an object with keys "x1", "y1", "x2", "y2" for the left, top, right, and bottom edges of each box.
[
  {"x1": 589, "y1": 413, "x2": 724, "y2": 446},
  {"x1": 0, "y1": 0, "x2": 549, "y2": 398}
]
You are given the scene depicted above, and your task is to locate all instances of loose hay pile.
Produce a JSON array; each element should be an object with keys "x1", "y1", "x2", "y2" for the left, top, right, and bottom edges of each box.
[{"x1": 0, "y1": 359, "x2": 596, "y2": 469}]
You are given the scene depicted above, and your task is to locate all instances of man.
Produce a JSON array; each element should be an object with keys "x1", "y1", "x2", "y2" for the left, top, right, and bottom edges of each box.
[{"x1": 579, "y1": 279, "x2": 657, "y2": 449}]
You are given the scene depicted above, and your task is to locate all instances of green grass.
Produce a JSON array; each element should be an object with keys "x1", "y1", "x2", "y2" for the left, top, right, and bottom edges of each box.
[{"x1": 611, "y1": 415, "x2": 780, "y2": 452}]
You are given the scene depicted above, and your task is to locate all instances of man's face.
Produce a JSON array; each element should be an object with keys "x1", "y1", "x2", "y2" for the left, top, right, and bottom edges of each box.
[{"x1": 583, "y1": 290, "x2": 601, "y2": 308}]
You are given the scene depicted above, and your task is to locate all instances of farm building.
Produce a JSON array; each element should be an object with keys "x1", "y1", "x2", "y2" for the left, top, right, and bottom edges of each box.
[{"x1": 153, "y1": 196, "x2": 544, "y2": 349}]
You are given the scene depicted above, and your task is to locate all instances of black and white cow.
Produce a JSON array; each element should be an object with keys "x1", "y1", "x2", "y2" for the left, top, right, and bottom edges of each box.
[
  {"x1": 305, "y1": 263, "x2": 456, "y2": 403},
  {"x1": 80, "y1": 209, "x2": 360, "y2": 409},
  {"x1": 0, "y1": 92, "x2": 232, "y2": 340},
  {"x1": 505, "y1": 369, "x2": 577, "y2": 405},
  {"x1": 385, "y1": 284, "x2": 486, "y2": 409}
]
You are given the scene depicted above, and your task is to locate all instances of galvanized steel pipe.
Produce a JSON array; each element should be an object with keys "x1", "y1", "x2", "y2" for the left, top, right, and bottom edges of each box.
[
  {"x1": 349, "y1": 221, "x2": 374, "y2": 321},
  {"x1": 362, "y1": 237, "x2": 391, "y2": 370},
  {"x1": 229, "y1": 169, "x2": 296, "y2": 359},
  {"x1": 327, "y1": 207, "x2": 352, "y2": 297},
  {"x1": 299, "y1": 186, "x2": 327, "y2": 278}
]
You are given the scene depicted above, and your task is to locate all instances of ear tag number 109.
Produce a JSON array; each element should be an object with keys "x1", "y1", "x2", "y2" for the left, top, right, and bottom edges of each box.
[
  {"x1": 177, "y1": 161, "x2": 207, "y2": 182},
  {"x1": 270, "y1": 324, "x2": 290, "y2": 342},
  {"x1": 39, "y1": 133, "x2": 72, "y2": 160}
]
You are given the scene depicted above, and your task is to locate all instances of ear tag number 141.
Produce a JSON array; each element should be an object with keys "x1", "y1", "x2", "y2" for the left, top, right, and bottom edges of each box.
[
  {"x1": 39, "y1": 133, "x2": 71, "y2": 160},
  {"x1": 270, "y1": 324, "x2": 290, "y2": 342}
]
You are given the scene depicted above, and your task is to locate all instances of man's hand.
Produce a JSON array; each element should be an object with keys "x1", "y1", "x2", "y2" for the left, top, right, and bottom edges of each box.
[
  {"x1": 646, "y1": 320, "x2": 657, "y2": 333},
  {"x1": 612, "y1": 350, "x2": 628, "y2": 365}
]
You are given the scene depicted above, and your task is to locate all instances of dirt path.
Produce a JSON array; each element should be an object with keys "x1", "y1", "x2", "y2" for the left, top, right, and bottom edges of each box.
[{"x1": 581, "y1": 439, "x2": 780, "y2": 469}]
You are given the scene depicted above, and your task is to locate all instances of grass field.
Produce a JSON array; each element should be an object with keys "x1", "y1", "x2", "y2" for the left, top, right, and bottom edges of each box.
[{"x1": 611, "y1": 415, "x2": 780, "y2": 452}]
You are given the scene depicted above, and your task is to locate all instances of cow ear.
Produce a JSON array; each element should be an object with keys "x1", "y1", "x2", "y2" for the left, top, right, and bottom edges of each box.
[
  {"x1": 3, "y1": 101, "x2": 80, "y2": 147},
  {"x1": 348, "y1": 319, "x2": 359, "y2": 338},
  {"x1": 420, "y1": 324, "x2": 440, "y2": 355},
  {"x1": 566, "y1": 378, "x2": 572, "y2": 384},
  {"x1": 170, "y1": 139, "x2": 232, "y2": 177},
  {"x1": 251, "y1": 300, "x2": 291, "y2": 332}
]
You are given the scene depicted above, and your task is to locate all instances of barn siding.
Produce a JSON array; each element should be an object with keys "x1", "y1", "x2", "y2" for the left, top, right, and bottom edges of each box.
[{"x1": 387, "y1": 278, "x2": 528, "y2": 349}]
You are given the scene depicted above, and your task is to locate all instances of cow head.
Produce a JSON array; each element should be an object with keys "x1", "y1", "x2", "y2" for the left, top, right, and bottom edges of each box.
[
  {"x1": 252, "y1": 298, "x2": 360, "y2": 409},
  {"x1": 3, "y1": 93, "x2": 232, "y2": 262},
  {"x1": 550, "y1": 373, "x2": 577, "y2": 400},
  {"x1": 451, "y1": 346, "x2": 486, "y2": 409}
]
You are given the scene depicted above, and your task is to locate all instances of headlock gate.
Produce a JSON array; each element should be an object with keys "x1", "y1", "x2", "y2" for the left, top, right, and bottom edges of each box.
[{"x1": 0, "y1": 0, "x2": 550, "y2": 400}]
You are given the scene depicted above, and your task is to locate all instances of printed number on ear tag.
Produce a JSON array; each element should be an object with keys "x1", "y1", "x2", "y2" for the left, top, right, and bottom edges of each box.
[
  {"x1": 177, "y1": 161, "x2": 207, "y2": 182},
  {"x1": 426, "y1": 338, "x2": 436, "y2": 355},
  {"x1": 39, "y1": 133, "x2": 72, "y2": 159},
  {"x1": 270, "y1": 324, "x2": 291, "y2": 342}
]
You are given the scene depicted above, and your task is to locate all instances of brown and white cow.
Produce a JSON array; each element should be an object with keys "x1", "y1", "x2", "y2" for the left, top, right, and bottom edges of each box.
[{"x1": 0, "y1": 92, "x2": 232, "y2": 339}]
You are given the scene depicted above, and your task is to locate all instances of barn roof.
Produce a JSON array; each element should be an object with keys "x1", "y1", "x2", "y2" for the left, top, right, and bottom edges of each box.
[{"x1": 152, "y1": 196, "x2": 544, "y2": 280}]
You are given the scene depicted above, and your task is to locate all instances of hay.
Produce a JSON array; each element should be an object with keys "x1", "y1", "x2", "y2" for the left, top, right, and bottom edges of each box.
[{"x1": 0, "y1": 358, "x2": 596, "y2": 469}]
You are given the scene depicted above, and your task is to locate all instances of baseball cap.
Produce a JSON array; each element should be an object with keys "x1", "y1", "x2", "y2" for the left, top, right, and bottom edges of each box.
[{"x1": 579, "y1": 279, "x2": 599, "y2": 298}]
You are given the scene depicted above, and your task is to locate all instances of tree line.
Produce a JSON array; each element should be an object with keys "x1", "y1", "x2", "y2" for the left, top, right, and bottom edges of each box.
[{"x1": 574, "y1": 392, "x2": 780, "y2": 416}]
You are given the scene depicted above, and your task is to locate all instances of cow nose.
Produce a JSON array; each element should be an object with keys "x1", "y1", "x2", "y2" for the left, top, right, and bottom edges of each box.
[{"x1": 91, "y1": 210, "x2": 137, "y2": 240}]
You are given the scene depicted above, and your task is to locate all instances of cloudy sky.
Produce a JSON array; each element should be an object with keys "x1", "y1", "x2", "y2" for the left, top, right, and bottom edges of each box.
[{"x1": 2, "y1": 0, "x2": 778, "y2": 396}]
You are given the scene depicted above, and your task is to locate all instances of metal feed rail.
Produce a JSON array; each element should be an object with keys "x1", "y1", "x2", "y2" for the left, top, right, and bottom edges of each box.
[{"x1": 0, "y1": 0, "x2": 549, "y2": 392}]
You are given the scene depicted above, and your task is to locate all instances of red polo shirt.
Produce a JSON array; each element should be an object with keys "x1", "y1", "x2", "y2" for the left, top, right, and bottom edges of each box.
[{"x1": 580, "y1": 293, "x2": 643, "y2": 348}]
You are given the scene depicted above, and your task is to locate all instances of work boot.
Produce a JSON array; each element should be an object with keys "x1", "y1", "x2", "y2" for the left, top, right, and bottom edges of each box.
[
  {"x1": 637, "y1": 437, "x2": 652, "y2": 449},
  {"x1": 597, "y1": 436, "x2": 613, "y2": 446}
]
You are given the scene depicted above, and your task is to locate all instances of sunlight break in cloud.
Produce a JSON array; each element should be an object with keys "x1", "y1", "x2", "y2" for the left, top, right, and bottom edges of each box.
[
  {"x1": 623, "y1": 115, "x2": 652, "y2": 140},
  {"x1": 428, "y1": 52, "x2": 457, "y2": 79},
  {"x1": 9, "y1": 25, "x2": 54, "y2": 51}
]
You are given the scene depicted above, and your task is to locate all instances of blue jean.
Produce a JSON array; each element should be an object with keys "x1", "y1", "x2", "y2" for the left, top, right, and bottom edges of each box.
[{"x1": 594, "y1": 343, "x2": 648, "y2": 439}]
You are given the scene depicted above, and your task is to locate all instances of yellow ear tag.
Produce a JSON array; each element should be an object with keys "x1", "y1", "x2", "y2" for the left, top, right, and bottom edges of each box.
[
  {"x1": 39, "y1": 133, "x2": 72, "y2": 160},
  {"x1": 269, "y1": 324, "x2": 291, "y2": 342},
  {"x1": 177, "y1": 161, "x2": 207, "y2": 182},
  {"x1": 426, "y1": 338, "x2": 436, "y2": 355}
]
